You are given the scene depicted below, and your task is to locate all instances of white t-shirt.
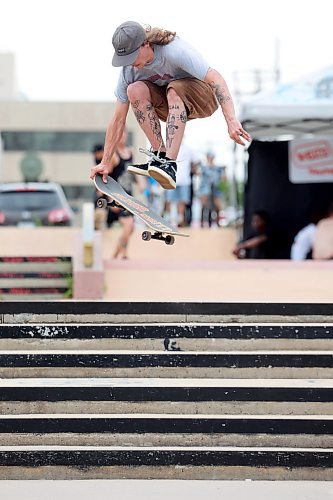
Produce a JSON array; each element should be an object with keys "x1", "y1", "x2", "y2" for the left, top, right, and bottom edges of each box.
[
  {"x1": 175, "y1": 142, "x2": 200, "y2": 186},
  {"x1": 115, "y1": 37, "x2": 210, "y2": 102},
  {"x1": 290, "y1": 223, "x2": 316, "y2": 260}
]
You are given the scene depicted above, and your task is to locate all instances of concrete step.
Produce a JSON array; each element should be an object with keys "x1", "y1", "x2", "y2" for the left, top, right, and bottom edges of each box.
[
  {"x1": 0, "y1": 350, "x2": 332, "y2": 378},
  {"x1": 0, "y1": 414, "x2": 332, "y2": 448},
  {"x1": 1, "y1": 323, "x2": 332, "y2": 352},
  {"x1": 2, "y1": 337, "x2": 333, "y2": 352},
  {"x1": 0, "y1": 278, "x2": 68, "y2": 287},
  {"x1": 0, "y1": 260, "x2": 72, "y2": 274},
  {"x1": 1, "y1": 302, "x2": 333, "y2": 324},
  {"x1": 0, "y1": 258, "x2": 72, "y2": 299},
  {"x1": 1, "y1": 378, "x2": 332, "y2": 416},
  {"x1": 0, "y1": 300, "x2": 330, "y2": 480},
  {"x1": 1, "y1": 294, "x2": 68, "y2": 301},
  {"x1": 0, "y1": 445, "x2": 332, "y2": 480}
]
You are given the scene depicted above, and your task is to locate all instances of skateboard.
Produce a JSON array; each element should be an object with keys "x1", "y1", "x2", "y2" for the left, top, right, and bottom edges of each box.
[{"x1": 94, "y1": 174, "x2": 189, "y2": 245}]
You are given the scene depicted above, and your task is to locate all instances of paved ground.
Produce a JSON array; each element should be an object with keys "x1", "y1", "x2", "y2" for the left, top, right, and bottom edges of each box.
[
  {"x1": 1, "y1": 480, "x2": 333, "y2": 499},
  {"x1": 1, "y1": 227, "x2": 332, "y2": 302},
  {"x1": 102, "y1": 226, "x2": 333, "y2": 302},
  {"x1": 104, "y1": 259, "x2": 333, "y2": 302}
]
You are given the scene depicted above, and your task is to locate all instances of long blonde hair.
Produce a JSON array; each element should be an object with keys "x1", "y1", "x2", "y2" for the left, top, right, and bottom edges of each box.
[{"x1": 144, "y1": 24, "x2": 176, "y2": 45}]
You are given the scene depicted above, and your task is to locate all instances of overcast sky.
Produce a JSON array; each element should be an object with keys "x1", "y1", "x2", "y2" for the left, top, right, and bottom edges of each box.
[{"x1": 0, "y1": 0, "x2": 331, "y2": 157}]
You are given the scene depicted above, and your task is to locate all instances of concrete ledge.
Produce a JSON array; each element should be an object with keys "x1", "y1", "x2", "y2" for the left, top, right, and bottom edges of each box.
[{"x1": 73, "y1": 233, "x2": 104, "y2": 299}]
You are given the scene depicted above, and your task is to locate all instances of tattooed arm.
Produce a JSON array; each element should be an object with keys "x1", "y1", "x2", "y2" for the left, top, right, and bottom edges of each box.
[
  {"x1": 90, "y1": 100, "x2": 130, "y2": 183},
  {"x1": 204, "y1": 68, "x2": 251, "y2": 146}
]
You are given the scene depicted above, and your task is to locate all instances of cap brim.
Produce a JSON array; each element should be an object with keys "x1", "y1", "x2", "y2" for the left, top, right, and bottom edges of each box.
[{"x1": 112, "y1": 47, "x2": 140, "y2": 67}]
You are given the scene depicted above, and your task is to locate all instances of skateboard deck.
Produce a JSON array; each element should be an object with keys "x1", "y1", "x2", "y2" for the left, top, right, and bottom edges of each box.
[{"x1": 94, "y1": 174, "x2": 189, "y2": 244}]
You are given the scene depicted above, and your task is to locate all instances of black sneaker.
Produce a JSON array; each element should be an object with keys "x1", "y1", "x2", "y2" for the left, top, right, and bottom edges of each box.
[
  {"x1": 127, "y1": 151, "x2": 166, "y2": 177},
  {"x1": 148, "y1": 158, "x2": 177, "y2": 189}
]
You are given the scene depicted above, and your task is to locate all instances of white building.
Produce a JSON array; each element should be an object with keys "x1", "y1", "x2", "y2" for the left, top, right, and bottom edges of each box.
[
  {"x1": 0, "y1": 53, "x2": 17, "y2": 100},
  {"x1": 0, "y1": 100, "x2": 144, "y2": 200},
  {"x1": 0, "y1": 53, "x2": 145, "y2": 205}
]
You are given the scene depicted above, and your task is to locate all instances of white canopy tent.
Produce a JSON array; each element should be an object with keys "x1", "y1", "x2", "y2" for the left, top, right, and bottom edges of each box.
[
  {"x1": 240, "y1": 66, "x2": 333, "y2": 139},
  {"x1": 236, "y1": 66, "x2": 333, "y2": 258}
]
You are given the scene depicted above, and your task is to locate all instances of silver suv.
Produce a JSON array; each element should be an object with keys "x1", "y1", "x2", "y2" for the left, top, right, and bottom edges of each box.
[{"x1": 0, "y1": 182, "x2": 74, "y2": 227}]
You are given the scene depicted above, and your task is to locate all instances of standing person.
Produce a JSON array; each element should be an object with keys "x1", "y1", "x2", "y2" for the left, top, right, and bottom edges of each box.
[
  {"x1": 90, "y1": 21, "x2": 250, "y2": 189},
  {"x1": 107, "y1": 130, "x2": 136, "y2": 259},
  {"x1": 165, "y1": 140, "x2": 200, "y2": 227},
  {"x1": 199, "y1": 151, "x2": 226, "y2": 227}
]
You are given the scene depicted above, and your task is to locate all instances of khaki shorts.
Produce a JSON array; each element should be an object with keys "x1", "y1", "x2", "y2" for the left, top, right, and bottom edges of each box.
[{"x1": 142, "y1": 78, "x2": 218, "y2": 121}]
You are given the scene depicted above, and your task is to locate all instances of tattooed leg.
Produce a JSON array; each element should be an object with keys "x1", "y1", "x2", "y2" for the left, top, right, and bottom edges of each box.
[
  {"x1": 130, "y1": 100, "x2": 165, "y2": 151},
  {"x1": 166, "y1": 88, "x2": 187, "y2": 159},
  {"x1": 127, "y1": 82, "x2": 165, "y2": 151}
]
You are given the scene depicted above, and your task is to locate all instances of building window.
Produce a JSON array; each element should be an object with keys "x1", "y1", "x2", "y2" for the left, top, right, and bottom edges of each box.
[
  {"x1": 62, "y1": 185, "x2": 95, "y2": 201},
  {"x1": 1, "y1": 131, "x2": 133, "y2": 152}
]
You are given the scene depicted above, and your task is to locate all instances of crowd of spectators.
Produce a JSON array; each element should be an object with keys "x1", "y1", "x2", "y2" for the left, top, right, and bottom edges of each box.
[{"x1": 92, "y1": 141, "x2": 333, "y2": 262}]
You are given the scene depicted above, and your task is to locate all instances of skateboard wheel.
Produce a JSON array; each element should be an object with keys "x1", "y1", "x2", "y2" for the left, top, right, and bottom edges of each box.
[
  {"x1": 142, "y1": 231, "x2": 152, "y2": 241},
  {"x1": 165, "y1": 235, "x2": 175, "y2": 245},
  {"x1": 96, "y1": 198, "x2": 107, "y2": 209}
]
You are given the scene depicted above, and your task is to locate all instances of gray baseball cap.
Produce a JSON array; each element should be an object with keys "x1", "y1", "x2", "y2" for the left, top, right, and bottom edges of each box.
[{"x1": 112, "y1": 21, "x2": 147, "y2": 67}]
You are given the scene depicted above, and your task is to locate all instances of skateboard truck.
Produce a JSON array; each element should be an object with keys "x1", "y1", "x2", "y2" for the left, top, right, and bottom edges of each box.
[
  {"x1": 96, "y1": 198, "x2": 126, "y2": 211},
  {"x1": 142, "y1": 231, "x2": 175, "y2": 245}
]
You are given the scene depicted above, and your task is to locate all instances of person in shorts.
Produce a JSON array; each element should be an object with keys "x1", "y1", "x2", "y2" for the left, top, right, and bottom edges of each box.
[
  {"x1": 90, "y1": 21, "x2": 250, "y2": 190},
  {"x1": 165, "y1": 141, "x2": 200, "y2": 227},
  {"x1": 199, "y1": 151, "x2": 226, "y2": 227}
]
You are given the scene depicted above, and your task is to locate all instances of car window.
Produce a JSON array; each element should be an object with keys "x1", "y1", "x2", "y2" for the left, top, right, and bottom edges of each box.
[{"x1": 0, "y1": 191, "x2": 62, "y2": 210}]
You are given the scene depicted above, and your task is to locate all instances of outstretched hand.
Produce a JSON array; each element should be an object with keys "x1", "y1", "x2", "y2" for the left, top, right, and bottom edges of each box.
[
  {"x1": 228, "y1": 119, "x2": 251, "y2": 146},
  {"x1": 90, "y1": 163, "x2": 110, "y2": 184}
]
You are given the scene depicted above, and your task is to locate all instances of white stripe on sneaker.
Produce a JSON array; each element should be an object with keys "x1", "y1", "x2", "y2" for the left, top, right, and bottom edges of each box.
[
  {"x1": 148, "y1": 166, "x2": 176, "y2": 189},
  {"x1": 127, "y1": 165, "x2": 150, "y2": 177}
]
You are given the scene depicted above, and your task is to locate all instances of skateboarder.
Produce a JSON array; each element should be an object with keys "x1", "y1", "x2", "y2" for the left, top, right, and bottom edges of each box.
[{"x1": 90, "y1": 21, "x2": 250, "y2": 190}]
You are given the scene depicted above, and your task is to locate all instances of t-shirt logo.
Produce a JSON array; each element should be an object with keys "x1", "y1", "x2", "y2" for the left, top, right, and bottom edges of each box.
[{"x1": 148, "y1": 73, "x2": 174, "y2": 83}]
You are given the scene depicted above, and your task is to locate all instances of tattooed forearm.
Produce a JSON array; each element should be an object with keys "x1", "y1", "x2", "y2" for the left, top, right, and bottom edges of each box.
[
  {"x1": 132, "y1": 100, "x2": 145, "y2": 125},
  {"x1": 147, "y1": 104, "x2": 163, "y2": 143},
  {"x1": 210, "y1": 82, "x2": 231, "y2": 106}
]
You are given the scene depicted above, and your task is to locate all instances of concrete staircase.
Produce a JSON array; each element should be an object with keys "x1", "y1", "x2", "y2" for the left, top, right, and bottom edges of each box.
[
  {"x1": 0, "y1": 301, "x2": 332, "y2": 480},
  {"x1": 0, "y1": 257, "x2": 72, "y2": 300}
]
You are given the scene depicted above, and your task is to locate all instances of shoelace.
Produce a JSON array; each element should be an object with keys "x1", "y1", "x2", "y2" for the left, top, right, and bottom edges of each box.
[{"x1": 139, "y1": 148, "x2": 168, "y2": 165}]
